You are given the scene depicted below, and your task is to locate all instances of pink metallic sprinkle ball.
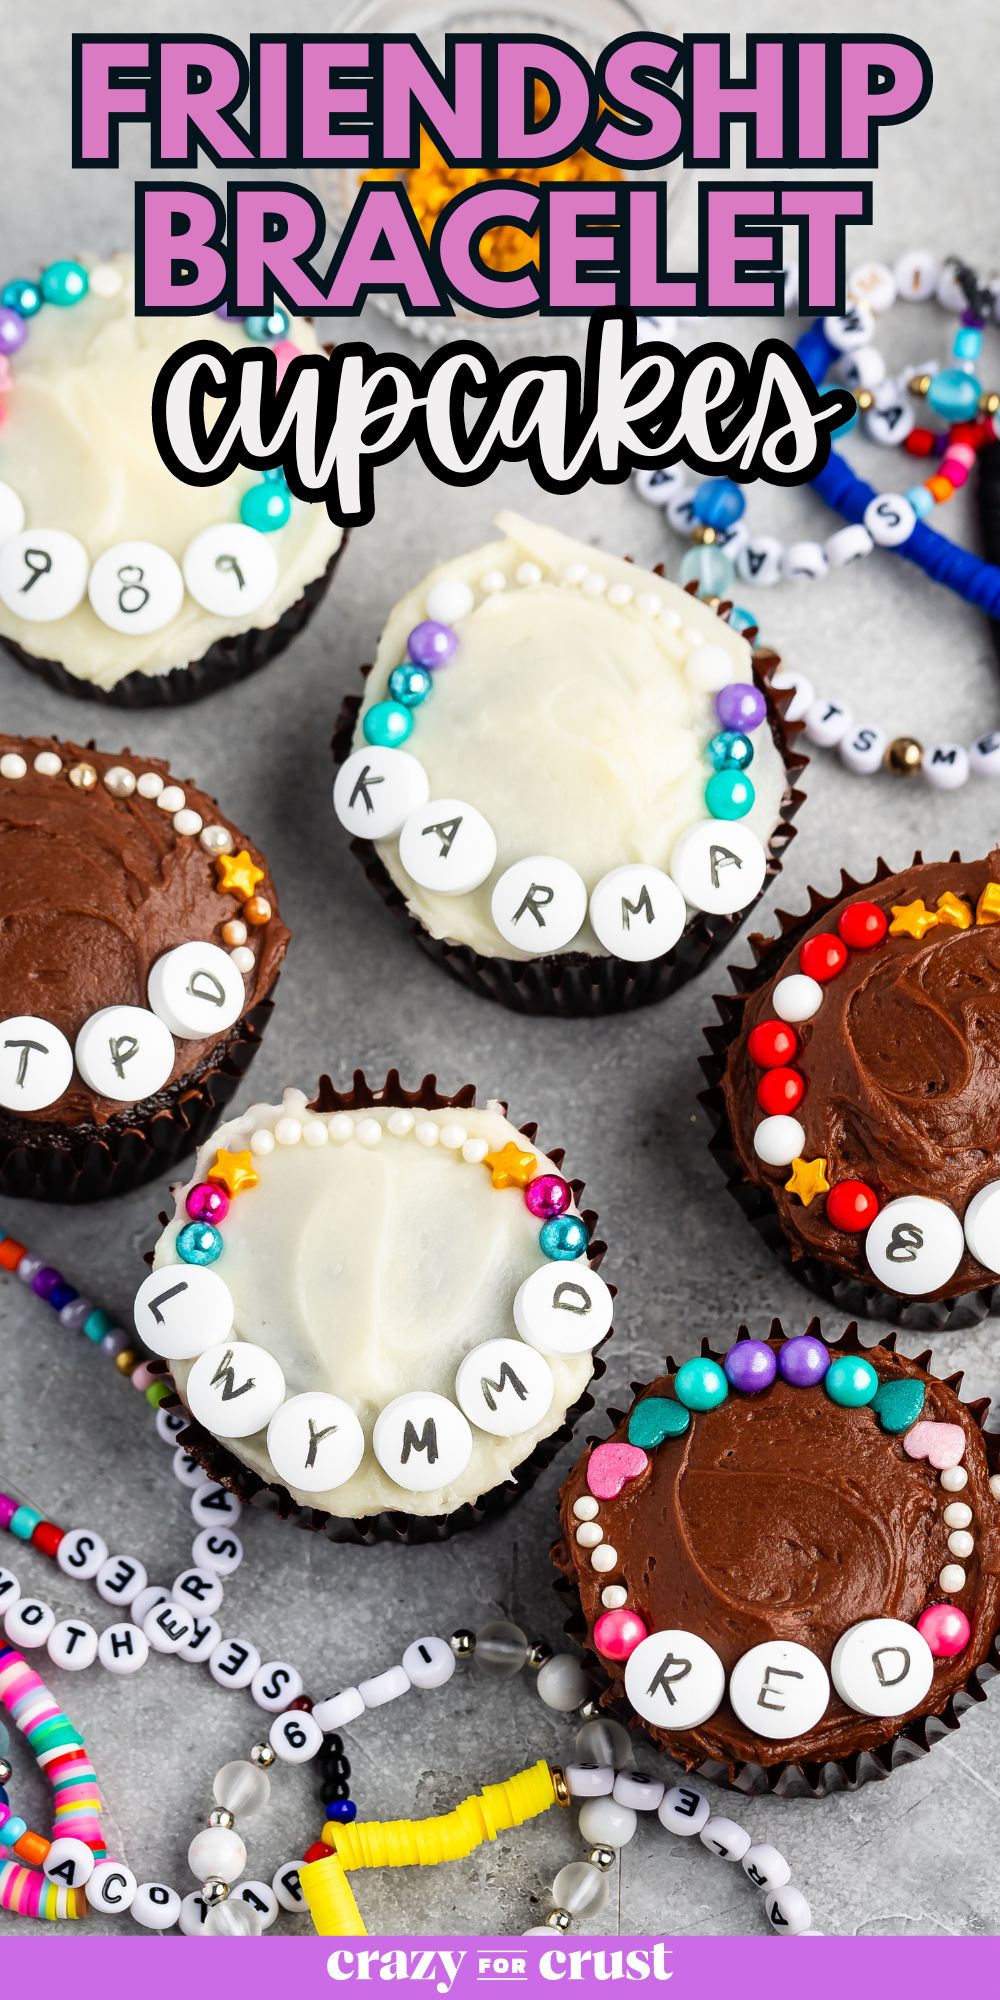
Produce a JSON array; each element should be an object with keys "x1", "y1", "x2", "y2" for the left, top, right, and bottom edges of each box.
[
  {"x1": 524, "y1": 1173, "x2": 572, "y2": 1219},
  {"x1": 185, "y1": 1181, "x2": 230, "y2": 1226},
  {"x1": 593, "y1": 1608, "x2": 648, "y2": 1661},
  {"x1": 916, "y1": 1602, "x2": 971, "y2": 1658}
]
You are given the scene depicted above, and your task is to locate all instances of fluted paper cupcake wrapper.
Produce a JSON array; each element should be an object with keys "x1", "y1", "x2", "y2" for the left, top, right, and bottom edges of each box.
[
  {"x1": 699, "y1": 854, "x2": 1000, "y2": 1332},
  {"x1": 0, "y1": 982, "x2": 280, "y2": 1205},
  {"x1": 551, "y1": 1318, "x2": 1000, "y2": 1799},
  {"x1": 1, "y1": 538, "x2": 347, "y2": 709},
  {"x1": 331, "y1": 618, "x2": 808, "y2": 1017},
  {"x1": 153, "y1": 1069, "x2": 612, "y2": 1545}
]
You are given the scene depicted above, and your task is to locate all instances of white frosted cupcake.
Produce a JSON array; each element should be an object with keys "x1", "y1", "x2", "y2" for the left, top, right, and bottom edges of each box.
[
  {"x1": 0, "y1": 253, "x2": 345, "y2": 705},
  {"x1": 333, "y1": 513, "x2": 805, "y2": 1014},
  {"x1": 137, "y1": 1073, "x2": 612, "y2": 1541}
]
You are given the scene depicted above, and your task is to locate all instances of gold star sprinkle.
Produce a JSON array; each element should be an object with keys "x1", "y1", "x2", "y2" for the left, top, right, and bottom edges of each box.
[
  {"x1": 935, "y1": 891, "x2": 973, "y2": 930},
  {"x1": 215, "y1": 849, "x2": 264, "y2": 902},
  {"x1": 889, "y1": 898, "x2": 940, "y2": 941},
  {"x1": 483, "y1": 1142, "x2": 538, "y2": 1190},
  {"x1": 976, "y1": 882, "x2": 1000, "y2": 926},
  {"x1": 207, "y1": 1148, "x2": 259, "y2": 1198},
  {"x1": 784, "y1": 1156, "x2": 830, "y2": 1207}
]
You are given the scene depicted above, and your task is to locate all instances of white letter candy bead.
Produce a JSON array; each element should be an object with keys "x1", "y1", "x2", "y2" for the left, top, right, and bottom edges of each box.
[
  {"x1": 0, "y1": 1016, "x2": 74, "y2": 1112},
  {"x1": 208, "y1": 1637, "x2": 261, "y2": 1690},
  {"x1": 771, "y1": 975, "x2": 823, "y2": 1024},
  {"x1": 372, "y1": 1391, "x2": 473, "y2": 1493},
  {"x1": 74, "y1": 1005, "x2": 175, "y2": 1103},
  {"x1": 313, "y1": 1689, "x2": 366, "y2": 1731},
  {"x1": 179, "y1": 1893, "x2": 207, "y2": 1937},
  {"x1": 782, "y1": 541, "x2": 827, "y2": 584},
  {"x1": 47, "y1": 1619, "x2": 99, "y2": 1673},
  {"x1": 5, "y1": 1599, "x2": 55, "y2": 1648},
  {"x1": 191, "y1": 1527, "x2": 243, "y2": 1577},
  {"x1": 88, "y1": 541, "x2": 184, "y2": 635},
  {"x1": 588, "y1": 865, "x2": 686, "y2": 962},
  {"x1": 823, "y1": 304, "x2": 875, "y2": 350},
  {"x1": 251, "y1": 1660, "x2": 303, "y2": 1713},
  {"x1": 132, "y1": 1882, "x2": 182, "y2": 1931},
  {"x1": 0, "y1": 1570, "x2": 19, "y2": 1611},
  {"x1": 265, "y1": 1392, "x2": 365, "y2": 1494},
  {"x1": 334, "y1": 747, "x2": 430, "y2": 841},
  {"x1": 863, "y1": 493, "x2": 916, "y2": 547},
  {"x1": 566, "y1": 1764, "x2": 615, "y2": 1798},
  {"x1": 577, "y1": 1797, "x2": 638, "y2": 1849},
  {"x1": 923, "y1": 744, "x2": 970, "y2": 792},
  {"x1": 490, "y1": 855, "x2": 588, "y2": 953},
  {"x1": 358, "y1": 1664, "x2": 411, "y2": 1708},
  {"x1": 963, "y1": 1181, "x2": 1000, "y2": 1274},
  {"x1": 182, "y1": 522, "x2": 280, "y2": 615},
  {"x1": 825, "y1": 525, "x2": 875, "y2": 571},
  {"x1": 865, "y1": 1196, "x2": 965, "y2": 1296},
  {"x1": 272, "y1": 1864, "x2": 304, "y2": 1912},
  {"x1": 397, "y1": 799, "x2": 497, "y2": 895},
  {"x1": 612, "y1": 1771, "x2": 664, "y2": 1811},
  {"x1": 624, "y1": 1630, "x2": 725, "y2": 1731},
  {"x1": 185, "y1": 1341, "x2": 286, "y2": 1439},
  {"x1": 87, "y1": 1860, "x2": 138, "y2": 1915},
  {"x1": 765, "y1": 1884, "x2": 812, "y2": 1936},
  {"x1": 840, "y1": 724, "x2": 887, "y2": 776},
  {"x1": 753, "y1": 1117, "x2": 806, "y2": 1168},
  {"x1": 737, "y1": 535, "x2": 783, "y2": 587},
  {"x1": 742, "y1": 1843, "x2": 791, "y2": 1892},
  {"x1": 56, "y1": 1527, "x2": 107, "y2": 1580},
  {"x1": 455, "y1": 1339, "x2": 554, "y2": 1437},
  {"x1": 98, "y1": 1623, "x2": 149, "y2": 1675},
  {"x1": 0, "y1": 529, "x2": 89, "y2": 622},
  {"x1": 143, "y1": 1601, "x2": 195, "y2": 1655},
  {"x1": 658, "y1": 1786, "x2": 711, "y2": 1837},
  {"x1": 895, "y1": 248, "x2": 938, "y2": 301},
  {"x1": 700, "y1": 1817, "x2": 752, "y2": 1863},
  {"x1": 178, "y1": 1615, "x2": 221, "y2": 1665},
  {"x1": 728, "y1": 1641, "x2": 830, "y2": 1741},
  {"x1": 668, "y1": 820, "x2": 766, "y2": 916},
  {"x1": 133, "y1": 1265, "x2": 235, "y2": 1361},
  {"x1": 190, "y1": 1481, "x2": 241, "y2": 1528},
  {"x1": 269, "y1": 1709, "x2": 324, "y2": 1763},
  {"x1": 130, "y1": 1586, "x2": 170, "y2": 1628},
  {"x1": 234, "y1": 1881, "x2": 279, "y2": 1930},
  {"x1": 830, "y1": 1619, "x2": 934, "y2": 1718},
  {"x1": 513, "y1": 1262, "x2": 612, "y2": 1355},
  {"x1": 147, "y1": 941, "x2": 246, "y2": 1041},
  {"x1": 401, "y1": 1637, "x2": 456, "y2": 1690},
  {"x1": 95, "y1": 1554, "x2": 147, "y2": 1606},
  {"x1": 43, "y1": 1837, "x2": 96, "y2": 1888},
  {"x1": 803, "y1": 698, "x2": 851, "y2": 749}
]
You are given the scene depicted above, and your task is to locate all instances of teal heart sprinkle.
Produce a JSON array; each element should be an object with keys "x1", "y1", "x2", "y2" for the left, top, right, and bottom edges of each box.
[
  {"x1": 628, "y1": 1396, "x2": 691, "y2": 1449},
  {"x1": 872, "y1": 1377, "x2": 926, "y2": 1435}
]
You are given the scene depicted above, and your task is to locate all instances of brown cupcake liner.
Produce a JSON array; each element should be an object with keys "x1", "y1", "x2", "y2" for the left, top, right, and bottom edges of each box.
[
  {"x1": 551, "y1": 1317, "x2": 1000, "y2": 1799},
  {"x1": 331, "y1": 610, "x2": 808, "y2": 1017},
  {"x1": 0, "y1": 982, "x2": 280, "y2": 1204},
  {"x1": 699, "y1": 853, "x2": 1000, "y2": 1332},
  {"x1": 1, "y1": 537, "x2": 347, "y2": 709},
  {"x1": 153, "y1": 1068, "x2": 612, "y2": 1544}
]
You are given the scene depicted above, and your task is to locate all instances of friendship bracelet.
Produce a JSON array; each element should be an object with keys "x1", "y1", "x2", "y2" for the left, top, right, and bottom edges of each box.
[{"x1": 0, "y1": 1644, "x2": 101, "y2": 1922}]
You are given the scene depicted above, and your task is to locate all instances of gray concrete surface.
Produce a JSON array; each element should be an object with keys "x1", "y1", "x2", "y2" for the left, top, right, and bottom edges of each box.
[{"x1": 2, "y1": 0, "x2": 1000, "y2": 1940}]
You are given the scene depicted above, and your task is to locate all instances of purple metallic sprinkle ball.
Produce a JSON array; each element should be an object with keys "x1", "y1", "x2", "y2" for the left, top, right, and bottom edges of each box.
[
  {"x1": 777, "y1": 1333, "x2": 830, "y2": 1388},
  {"x1": 715, "y1": 682, "x2": 767, "y2": 734},
  {"x1": 0, "y1": 309, "x2": 27, "y2": 356},
  {"x1": 406, "y1": 619, "x2": 458, "y2": 669},
  {"x1": 723, "y1": 1339, "x2": 777, "y2": 1394}
]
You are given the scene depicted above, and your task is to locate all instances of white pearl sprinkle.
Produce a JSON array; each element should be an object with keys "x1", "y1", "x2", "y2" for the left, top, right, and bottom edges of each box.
[
  {"x1": 136, "y1": 771, "x2": 163, "y2": 799},
  {"x1": 682, "y1": 626, "x2": 708, "y2": 651},
  {"x1": 947, "y1": 1529, "x2": 974, "y2": 1559},
  {"x1": 562, "y1": 562, "x2": 587, "y2": 585},
  {"x1": 0, "y1": 752, "x2": 27, "y2": 780},
  {"x1": 200, "y1": 825, "x2": 234, "y2": 855},
  {"x1": 249, "y1": 1128, "x2": 275, "y2": 1156},
  {"x1": 223, "y1": 920, "x2": 248, "y2": 947},
  {"x1": 479, "y1": 569, "x2": 506, "y2": 593},
  {"x1": 572, "y1": 1496, "x2": 599, "y2": 1521},
  {"x1": 303, "y1": 1119, "x2": 328, "y2": 1147},
  {"x1": 636, "y1": 592, "x2": 663, "y2": 616},
  {"x1": 606, "y1": 583, "x2": 634, "y2": 606},
  {"x1": 328, "y1": 1113, "x2": 354, "y2": 1144},
  {"x1": 989, "y1": 1474, "x2": 1000, "y2": 1501},
  {"x1": 387, "y1": 1108, "x2": 415, "y2": 1137},
  {"x1": 230, "y1": 946, "x2": 255, "y2": 974},
  {"x1": 462, "y1": 1137, "x2": 489, "y2": 1164},
  {"x1": 575, "y1": 1522, "x2": 603, "y2": 1548},
  {"x1": 33, "y1": 751, "x2": 62, "y2": 776},
  {"x1": 89, "y1": 262, "x2": 124, "y2": 298},
  {"x1": 939, "y1": 1563, "x2": 967, "y2": 1592},
  {"x1": 439, "y1": 1123, "x2": 467, "y2": 1151},
  {"x1": 173, "y1": 808, "x2": 203, "y2": 838},
  {"x1": 601, "y1": 1585, "x2": 628, "y2": 1610},
  {"x1": 356, "y1": 1118, "x2": 383, "y2": 1148},
  {"x1": 415, "y1": 1121, "x2": 440, "y2": 1147},
  {"x1": 942, "y1": 1467, "x2": 970, "y2": 1492},
  {"x1": 943, "y1": 1502, "x2": 973, "y2": 1530},
  {"x1": 425, "y1": 577, "x2": 474, "y2": 624},
  {"x1": 515, "y1": 561, "x2": 543, "y2": 587},
  {"x1": 659, "y1": 606, "x2": 682, "y2": 631},
  {"x1": 582, "y1": 571, "x2": 607, "y2": 596},
  {"x1": 591, "y1": 1544, "x2": 618, "y2": 1573},
  {"x1": 283, "y1": 1088, "x2": 309, "y2": 1110},
  {"x1": 157, "y1": 785, "x2": 185, "y2": 813},
  {"x1": 275, "y1": 1117, "x2": 302, "y2": 1146}
]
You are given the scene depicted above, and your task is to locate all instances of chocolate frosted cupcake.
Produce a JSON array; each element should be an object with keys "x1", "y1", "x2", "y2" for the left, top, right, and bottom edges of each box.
[
  {"x1": 0, "y1": 735, "x2": 286, "y2": 1201},
  {"x1": 704, "y1": 852, "x2": 1000, "y2": 1328},
  {"x1": 554, "y1": 1324, "x2": 1000, "y2": 1796},
  {"x1": 0, "y1": 253, "x2": 344, "y2": 705},
  {"x1": 332, "y1": 513, "x2": 805, "y2": 1015},
  {"x1": 136, "y1": 1075, "x2": 612, "y2": 1543}
]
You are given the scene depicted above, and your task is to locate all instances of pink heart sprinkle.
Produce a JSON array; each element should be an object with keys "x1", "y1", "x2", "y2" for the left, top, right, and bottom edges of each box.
[
  {"x1": 587, "y1": 1440, "x2": 649, "y2": 1501},
  {"x1": 903, "y1": 1420, "x2": 965, "y2": 1470}
]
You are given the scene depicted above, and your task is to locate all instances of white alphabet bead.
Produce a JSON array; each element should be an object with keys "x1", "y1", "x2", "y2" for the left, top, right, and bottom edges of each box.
[
  {"x1": 455, "y1": 1338, "x2": 554, "y2": 1437},
  {"x1": 88, "y1": 540, "x2": 184, "y2": 635},
  {"x1": 131, "y1": 1586, "x2": 170, "y2": 1628},
  {"x1": 804, "y1": 698, "x2": 852, "y2": 748},
  {"x1": 147, "y1": 941, "x2": 246, "y2": 1041},
  {"x1": 312, "y1": 1688, "x2": 365, "y2": 1731},
  {"x1": 753, "y1": 1116, "x2": 806, "y2": 1167},
  {"x1": 566, "y1": 1764, "x2": 615, "y2": 1797},
  {"x1": 334, "y1": 747, "x2": 429, "y2": 840},
  {"x1": 923, "y1": 743, "x2": 970, "y2": 791},
  {"x1": 182, "y1": 522, "x2": 279, "y2": 616},
  {"x1": 186, "y1": 1341, "x2": 286, "y2": 1439},
  {"x1": 765, "y1": 1884, "x2": 812, "y2": 1936},
  {"x1": 74, "y1": 1005, "x2": 175, "y2": 1103},
  {"x1": 864, "y1": 492, "x2": 916, "y2": 547},
  {"x1": 0, "y1": 529, "x2": 88, "y2": 621},
  {"x1": 962, "y1": 1181, "x2": 1000, "y2": 1273},
  {"x1": 172, "y1": 1448, "x2": 203, "y2": 1486},
  {"x1": 133, "y1": 1265, "x2": 235, "y2": 1361},
  {"x1": 894, "y1": 249, "x2": 938, "y2": 301},
  {"x1": 97, "y1": 1623, "x2": 149, "y2": 1675},
  {"x1": 490, "y1": 855, "x2": 588, "y2": 953},
  {"x1": 830, "y1": 1618, "x2": 934, "y2": 1718},
  {"x1": 0, "y1": 1569, "x2": 19, "y2": 1611},
  {"x1": 95, "y1": 1554, "x2": 147, "y2": 1606},
  {"x1": 190, "y1": 1481, "x2": 241, "y2": 1527},
  {"x1": 269, "y1": 1709, "x2": 324, "y2": 1763},
  {"x1": 178, "y1": 1615, "x2": 221, "y2": 1665},
  {"x1": 577, "y1": 1797, "x2": 638, "y2": 1848},
  {"x1": 0, "y1": 1015, "x2": 74, "y2": 1111},
  {"x1": 87, "y1": 1860, "x2": 138, "y2": 1915},
  {"x1": 208, "y1": 1637, "x2": 260, "y2": 1689},
  {"x1": 143, "y1": 1601, "x2": 195, "y2": 1654},
  {"x1": 179, "y1": 1892, "x2": 208, "y2": 1936},
  {"x1": 588, "y1": 865, "x2": 686, "y2": 962},
  {"x1": 155, "y1": 1406, "x2": 187, "y2": 1444},
  {"x1": 56, "y1": 1526, "x2": 107, "y2": 1580},
  {"x1": 700, "y1": 1816, "x2": 751, "y2": 1862},
  {"x1": 43, "y1": 1836, "x2": 96, "y2": 1888},
  {"x1": 251, "y1": 1660, "x2": 303, "y2": 1712},
  {"x1": 398, "y1": 798, "x2": 497, "y2": 895},
  {"x1": 970, "y1": 732, "x2": 1000, "y2": 778},
  {"x1": 825, "y1": 524, "x2": 874, "y2": 570},
  {"x1": 669, "y1": 819, "x2": 766, "y2": 916},
  {"x1": 772, "y1": 975, "x2": 823, "y2": 1024},
  {"x1": 132, "y1": 1882, "x2": 182, "y2": 1931},
  {"x1": 47, "y1": 1619, "x2": 98, "y2": 1672},
  {"x1": 728, "y1": 1640, "x2": 829, "y2": 1740},
  {"x1": 624, "y1": 1630, "x2": 725, "y2": 1731},
  {"x1": 272, "y1": 1863, "x2": 304, "y2": 1912},
  {"x1": 513, "y1": 1262, "x2": 613, "y2": 1356},
  {"x1": 769, "y1": 669, "x2": 814, "y2": 723},
  {"x1": 372, "y1": 1391, "x2": 473, "y2": 1492},
  {"x1": 358, "y1": 1663, "x2": 411, "y2": 1708},
  {"x1": 5, "y1": 1598, "x2": 55, "y2": 1647},
  {"x1": 191, "y1": 1527, "x2": 243, "y2": 1577},
  {"x1": 865, "y1": 1195, "x2": 964, "y2": 1296},
  {"x1": 737, "y1": 535, "x2": 783, "y2": 587},
  {"x1": 839, "y1": 723, "x2": 887, "y2": 776},
  {"x1": 664, "y1": 489, "x2": 696, "y2": 533},
  {"x1": 633, "y1": 465, "x2": 686, "y2": 505},
  {"x1": 864, "y1": 395, "x2": 915, "y2": 447},
  {"x1": 612, "y1": 1771, "x2": 664, "y2": 1810},
  {"x1": 823, "y1": 304, "x2": 875, "y2": 350},
  {"x1": 234, "y1": 1881, "x2": 279, "y2": 1929},
  {"x1": 837, "y1": 345, "x2": 887, "y2": 392},
  {"x1": 401, "y1": 1636, "x2": 456, "y2": 1690},
  {"x1": 265, "y1": 1391, "x2": 365, "y2": 1493},
  {"x1": 0, "y1": 481, "x2": 25, "y2": 547},
  {"x1": 173, "y1": 1567, "x2": 225, "y2": 1616},
  {"x1": 782, "y1": 541, "x2": 828, "y2": 583},
  {"x1": 742, "y1": 1843, "x2": 791, "y2": 1892},
  {"x1": 658, "y1": 1785, "x2": 711, "y2": 1836}
]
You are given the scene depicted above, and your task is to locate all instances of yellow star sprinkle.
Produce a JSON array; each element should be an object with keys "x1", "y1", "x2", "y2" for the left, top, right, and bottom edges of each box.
[
  {"x1": 215, "y1": 849, "x2": 265, "y2": 903},
  {"x1": 976, "y1": 882, "x2": 1000, "y2": 926},
  {"x1": 483, "y1": 1142, "x2": 538, "y2": 1190},
  {"x1": 784, "y1": 1156, "x2": 831, "y2": 1207},
  {"x1": 935, "y1": 891, "x2": 973, "y2": 930},
  {"x1": 207, "y1": 1148, "x2": 259, "y2": 1198},
  {"x1": 889, "y1": 899, "x2": 940, "y2": 941}
]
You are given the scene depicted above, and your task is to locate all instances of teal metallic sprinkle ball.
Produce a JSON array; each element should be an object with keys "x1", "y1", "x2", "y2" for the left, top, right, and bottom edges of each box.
[
  {"x1": 704, "y1": 768, "x2": 755, "y2": 819},
  {"x1": 824, "y1": 1355, "x2": 879, "y2": 1408},
  {"x1": 674, "y1": 1356, "x2": 729, "y2": 1412},
  {"x1": 363, "y1": 700, "x2": 414, "y2": 748}
]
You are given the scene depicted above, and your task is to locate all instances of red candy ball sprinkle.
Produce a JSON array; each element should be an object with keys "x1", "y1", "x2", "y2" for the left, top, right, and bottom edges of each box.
[
  {"x1": 799, "y1": 932, "x2": 848, "y2": 982},
  {"x1": 757, "y1": 1067, "x2": 805, "y2": 1116},
  {"x1": 748, "y1": 1019, "x2": 799, "y2": 1069},
  {"x1": 838, "y1": 901, "x2": 888, "y2": 951},
  {"x1": 826, "y1": 1180, "x2": 880, "y2": 1232}
]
